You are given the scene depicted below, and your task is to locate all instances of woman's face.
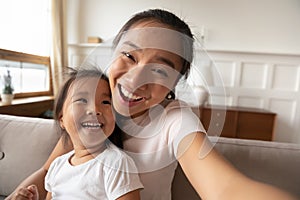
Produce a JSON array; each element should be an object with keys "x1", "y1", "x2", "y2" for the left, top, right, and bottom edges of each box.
[
  {"x1": 60, "y1": 78, "x2": 114, "y2": 150},
  {"x1": 109, "y1": 21, "x2": 184, "y2": 117}
]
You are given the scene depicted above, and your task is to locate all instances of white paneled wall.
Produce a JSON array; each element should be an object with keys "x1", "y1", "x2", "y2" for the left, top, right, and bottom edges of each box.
[
  {"x1": 198, "y1": 50, "x2": 300, "y2": 144},
  {"x1": 68, "y1": 44, "x2": 300, "y2": 144}
]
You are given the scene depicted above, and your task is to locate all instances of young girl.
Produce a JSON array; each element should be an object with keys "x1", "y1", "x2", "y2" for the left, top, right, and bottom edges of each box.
[
  {"x1": 14, "y1": 68, "x2": 143, "y2": 200},
  {"x1": 9, "y1": 9, "x2": 296, "y2": 200}
]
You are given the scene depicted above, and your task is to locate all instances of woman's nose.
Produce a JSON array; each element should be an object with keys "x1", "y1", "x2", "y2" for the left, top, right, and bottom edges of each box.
[{"x1": 123, "y1": 65, "x2": 148, "y2": 90}]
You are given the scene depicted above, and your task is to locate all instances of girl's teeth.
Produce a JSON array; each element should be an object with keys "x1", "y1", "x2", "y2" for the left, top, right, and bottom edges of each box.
[{"x1": 82, "y1": 122, "x2": 102, "y2": 128}]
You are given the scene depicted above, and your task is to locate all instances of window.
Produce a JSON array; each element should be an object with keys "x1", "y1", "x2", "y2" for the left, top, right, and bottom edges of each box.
[
  {"x1": 0, "y1": 49, "x2": 52, "y2": 98},
  {"x1": 0, "y1": 0, "x2": 52, "y2": 98}
]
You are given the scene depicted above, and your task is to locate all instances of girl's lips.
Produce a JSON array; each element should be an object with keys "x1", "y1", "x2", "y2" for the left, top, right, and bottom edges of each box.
[{"x1": 117, "y1": 84, "x2": 146, "y2": 106}]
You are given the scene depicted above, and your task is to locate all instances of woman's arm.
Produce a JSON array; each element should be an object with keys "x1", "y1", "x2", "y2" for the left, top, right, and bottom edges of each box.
[
  {"x1": 7, "y1": 137, "x2": 73, "y2": 200},
  {"x1": 117, "y1": 190, "x2": 141, "y2": 200},
  {"x1": 177, "y1": 132, "x2": 297, "y2": 200}
]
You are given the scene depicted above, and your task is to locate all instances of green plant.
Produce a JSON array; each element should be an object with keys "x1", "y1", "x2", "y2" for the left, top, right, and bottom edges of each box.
[
  {"x1": 3, "y1": 84, "x2": 14, "y2": 94},
  {"x1": 2, "y1": 70, "x2": 14, "y2": 94}
]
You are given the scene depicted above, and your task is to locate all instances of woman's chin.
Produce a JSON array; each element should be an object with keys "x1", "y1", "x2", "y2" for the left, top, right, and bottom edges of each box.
[
  {"x1": 114, "y1": 103, "x2": 131, "y2": 117},
  {"x1": 114, "y1": 104, "x2": 148, "y2": 119}
]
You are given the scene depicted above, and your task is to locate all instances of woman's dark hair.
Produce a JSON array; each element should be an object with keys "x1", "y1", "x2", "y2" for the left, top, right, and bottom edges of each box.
[
  {"x1": 113, "y1": 9, "x2": 194, "y2": 79},
  {"x1": 53, "y1": 67, "x2": 123, "y2": 149}
]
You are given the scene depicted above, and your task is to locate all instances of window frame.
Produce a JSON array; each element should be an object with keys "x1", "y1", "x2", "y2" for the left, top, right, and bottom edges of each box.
[{"x1": 0, "y1": 48, "x2": 53, "y2": 98}]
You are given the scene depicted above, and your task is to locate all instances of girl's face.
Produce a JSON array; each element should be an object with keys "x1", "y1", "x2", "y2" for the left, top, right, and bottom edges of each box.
[
  {"x1": 109, "y1": 21, "x2": 184, "y2": 117},
  {"x1": 59, "y1": 77, "x2": 114, "y2": 150}
]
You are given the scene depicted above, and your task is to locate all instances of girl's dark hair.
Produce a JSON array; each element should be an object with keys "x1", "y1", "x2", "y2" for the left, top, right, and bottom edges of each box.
[
  {"x1": 53, "y1": 67, "x2": 123, "y2": 149},
  {"x1": 113, "y1": 9, "x2": 194, "y2": 79}
]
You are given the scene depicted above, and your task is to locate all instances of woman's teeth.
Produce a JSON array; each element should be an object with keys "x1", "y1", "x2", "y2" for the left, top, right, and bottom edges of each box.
[{"x1": 120, "y1": 85, "x2": 143, "y2": 101}]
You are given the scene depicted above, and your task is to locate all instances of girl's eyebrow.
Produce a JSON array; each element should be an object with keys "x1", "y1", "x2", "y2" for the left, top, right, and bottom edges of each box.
[
  {"x1": 123, "y1": 41, "x2": 175, "y2": 69},
  {"x1": 101, "y1": 92, "x2": 111, "y2": 98},
  {"x1": 71, "y1": 91, "x2": 87, "y2": 97}
]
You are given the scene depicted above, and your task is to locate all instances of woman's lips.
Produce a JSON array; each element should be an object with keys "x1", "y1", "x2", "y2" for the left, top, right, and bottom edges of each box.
[{"x1": 118, "y1": 84, "x2": 146, "y2": 106}]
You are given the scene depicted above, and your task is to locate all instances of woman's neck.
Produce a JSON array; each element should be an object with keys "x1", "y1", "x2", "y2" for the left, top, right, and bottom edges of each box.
[{"x1": 116, "y1": 100, "x2": 171, "y2": 125}]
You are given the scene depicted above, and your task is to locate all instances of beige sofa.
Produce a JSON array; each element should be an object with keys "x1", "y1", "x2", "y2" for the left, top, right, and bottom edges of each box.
[{"x1": 0, "y1": 114, "x2": 300, "y2": 199}]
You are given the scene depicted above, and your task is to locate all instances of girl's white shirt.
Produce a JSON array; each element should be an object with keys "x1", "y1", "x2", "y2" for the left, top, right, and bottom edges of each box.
[
  {"x1": 45, "y1": 142, "x2": 143, "y2": 200},
  {"x1": 120, "y1": 100, "x2": 206, "y2": 200}
]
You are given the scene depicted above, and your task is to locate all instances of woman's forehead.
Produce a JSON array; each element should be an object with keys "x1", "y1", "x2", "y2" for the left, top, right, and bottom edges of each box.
[{"x1": 117, "y1": 26, "x2": 191, "y2": 61}]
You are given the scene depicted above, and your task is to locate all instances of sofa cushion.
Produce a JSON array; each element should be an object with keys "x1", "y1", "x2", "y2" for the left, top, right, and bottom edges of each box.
[
  {"x1": 211, "y1": 137, "x2": 300, "y2": 197},
  {"x1": 0, "y1": 114, "x2": 60, "y2": 196}
]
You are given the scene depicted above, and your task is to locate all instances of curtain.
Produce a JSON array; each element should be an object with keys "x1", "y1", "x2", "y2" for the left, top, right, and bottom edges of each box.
[{"x1": 50, "y1": 0, "x2": 68, "y2": 96}]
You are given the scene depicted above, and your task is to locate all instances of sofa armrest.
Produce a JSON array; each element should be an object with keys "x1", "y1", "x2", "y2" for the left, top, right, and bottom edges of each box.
[{"x1": 0, "y1": 114, "x2": 60, "y2": 196}]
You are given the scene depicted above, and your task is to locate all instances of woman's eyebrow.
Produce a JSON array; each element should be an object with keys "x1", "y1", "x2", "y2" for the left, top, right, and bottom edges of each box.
[
  {"x1": 156, "y1": 56, "x2": 175, "y2": 69},
  {"x1": 123, "y1": 41, "x2": 141, "y2": 51}
]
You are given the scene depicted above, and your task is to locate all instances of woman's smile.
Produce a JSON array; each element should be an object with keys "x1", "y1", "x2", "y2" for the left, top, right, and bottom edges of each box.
[{"x1": 119, "y1": 84, "x2": 145, "y2": 102}]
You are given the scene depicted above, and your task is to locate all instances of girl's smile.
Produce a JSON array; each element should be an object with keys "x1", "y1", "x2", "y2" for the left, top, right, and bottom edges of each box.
[{"x1": 60, "y1": 78, "x2": 115, "y2": 151}]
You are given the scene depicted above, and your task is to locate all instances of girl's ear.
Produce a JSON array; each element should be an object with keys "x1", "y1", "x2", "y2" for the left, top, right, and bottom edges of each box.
[{"x1": 59, "y1": 114, "x2": 65, "y2": 129}]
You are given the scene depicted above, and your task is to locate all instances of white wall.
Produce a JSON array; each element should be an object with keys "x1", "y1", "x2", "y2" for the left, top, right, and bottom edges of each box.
[{"x1": 67, "y1": 0, "x2": 300, "y2": 54}]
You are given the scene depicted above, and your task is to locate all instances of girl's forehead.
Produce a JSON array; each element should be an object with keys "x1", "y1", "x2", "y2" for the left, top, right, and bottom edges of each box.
[{"x1": 70, "y1": 77, "x2": 108, "y2": 90}]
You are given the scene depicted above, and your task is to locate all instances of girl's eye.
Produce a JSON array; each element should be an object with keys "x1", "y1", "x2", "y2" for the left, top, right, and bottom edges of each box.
[
  {"x1": 102, "y1": 100, "x2": 111, "y2": 105},
  {"x1": 121, "y1": 51, "x2": 136, "y2": 62},
  {"x1": 75, "y1": 98, "x2": 87, "y2": 103},
  {"x1": 151, "y1": 68, "x2": 168, "y2": 78}
]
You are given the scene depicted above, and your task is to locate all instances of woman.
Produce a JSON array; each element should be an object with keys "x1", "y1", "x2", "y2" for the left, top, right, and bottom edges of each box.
[{"x1": 9, "y1": 9, "x2": 296, "y2": 200}]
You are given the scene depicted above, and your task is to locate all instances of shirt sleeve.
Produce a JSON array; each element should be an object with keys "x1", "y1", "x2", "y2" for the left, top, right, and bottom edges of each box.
[
  {"x1": 165, "y1": 106, "x2": 206, "y2": 157},
  {"x1": 44, "y1": 158, "x2": 58, "y2": 193},
  {"x1": 104, "y1": 149, "x2": 144, "y2": 200}
]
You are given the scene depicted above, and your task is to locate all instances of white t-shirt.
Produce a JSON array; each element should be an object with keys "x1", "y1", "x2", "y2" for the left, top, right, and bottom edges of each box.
[
  {"x1": 120, "y1": 100, "x2": 206, "y2": 200},
  {"x1": 45, "y1": 142, "x2": 143, "y2": 200}
]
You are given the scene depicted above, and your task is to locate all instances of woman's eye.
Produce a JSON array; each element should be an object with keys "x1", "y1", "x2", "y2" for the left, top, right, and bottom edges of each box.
[
  {"x1": 121, "y1": 51, "x2": 136, "y2": 62},
  {"x1": 151, "y1": 68, "x2": 168, "y2": 77}
]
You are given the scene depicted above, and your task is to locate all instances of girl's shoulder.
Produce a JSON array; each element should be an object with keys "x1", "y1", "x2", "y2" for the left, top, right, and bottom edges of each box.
[{"x1": 99, "y1": 143, "x2": 139, "y2": 173}]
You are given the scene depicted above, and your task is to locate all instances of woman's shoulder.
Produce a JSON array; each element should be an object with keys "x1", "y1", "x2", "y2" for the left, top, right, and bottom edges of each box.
[
  {"x1": 165, "y1": 99, "x2": 191, "y2": 110},
  {"x1": 164, "y1": 100, "x2": 197, "y2": 117}
]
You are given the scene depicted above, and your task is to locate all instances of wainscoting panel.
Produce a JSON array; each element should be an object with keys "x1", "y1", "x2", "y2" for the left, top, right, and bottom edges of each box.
[
  {"x1": 205, "y1": 50, "x2": 300, "y2": 143},
  {"x1": 240, "y1": 62, "x2": 268, "y2": 89}
]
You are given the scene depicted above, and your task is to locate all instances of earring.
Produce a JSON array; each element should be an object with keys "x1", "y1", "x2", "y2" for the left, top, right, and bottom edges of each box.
[
  {"x1": 96, "y1": 112, "x2": 102, "y2": 116},
  {"x1": 166, "y1": 91, "x2": 175, "y2": 100}
]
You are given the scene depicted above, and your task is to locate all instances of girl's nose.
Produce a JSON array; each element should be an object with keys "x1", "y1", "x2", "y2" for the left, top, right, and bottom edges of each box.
[{"x1": 86, "y1": 109, "x2": 102, "y2": 116}]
